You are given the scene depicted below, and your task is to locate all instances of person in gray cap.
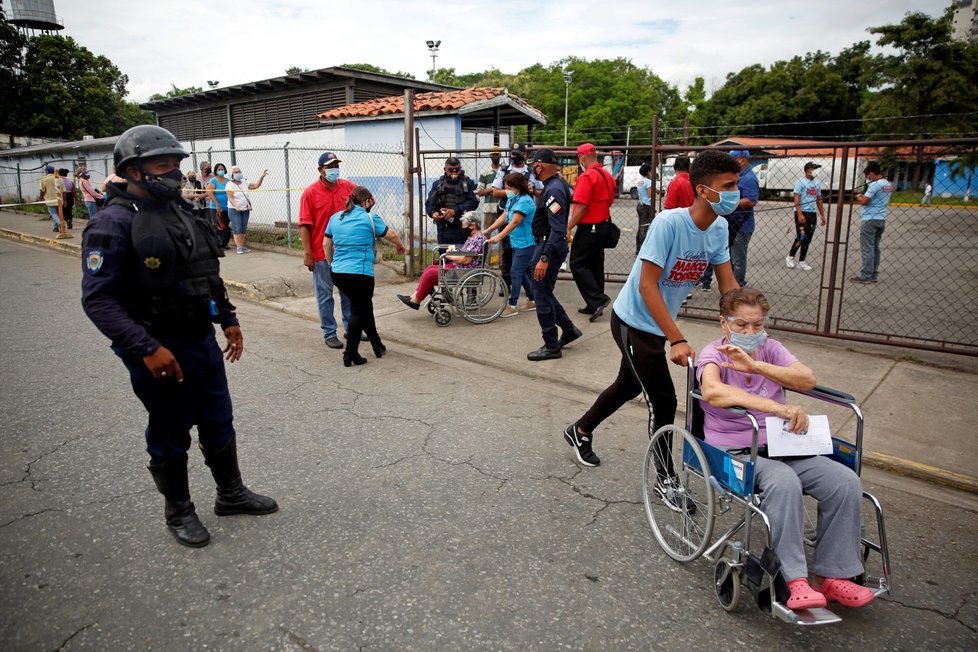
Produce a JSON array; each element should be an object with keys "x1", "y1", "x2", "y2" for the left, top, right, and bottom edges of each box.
[{"x1": 525, "y1": 148, "x2": 581, "y2": 361}]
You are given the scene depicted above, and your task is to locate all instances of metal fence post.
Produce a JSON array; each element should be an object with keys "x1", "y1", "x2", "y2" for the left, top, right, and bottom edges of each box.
[
  {"x1": 650, "y1": 115, "x2": 659, "y2": 211},
  {"x1": 403, "y1": 90, "x2": 415, "y2": 276},
  {"x1": 283, "y1": 142, "x2": 292, "y2": 248},
  {"x1": 822, "y1": 146, "x2": 850, "y2": 334},
  {"x1": 16, "y1": 163, "x2": 22, "y2": 204}
]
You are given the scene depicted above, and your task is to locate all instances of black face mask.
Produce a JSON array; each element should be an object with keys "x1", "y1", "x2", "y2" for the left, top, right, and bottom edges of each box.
[
  {"x1": 511, "y1": 156, "x2": 525, "y2": 166},
  {"x1": 139, "y1": 167, "x2": 184, "y2": 201}
]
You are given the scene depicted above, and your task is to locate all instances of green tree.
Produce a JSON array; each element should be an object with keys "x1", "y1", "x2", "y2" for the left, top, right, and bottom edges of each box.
[
  {"x1": 949, "y1": 151, "x2": 978, "y2": 197},
  {"x1": 285, "y1": 66, "x2": 305, "y2": 75},
  {"x1": 0, "y1": 17, "x2": 26, "y2": 134},
  {"x1": 861, "y1": 9, "x2": 978, "y2": 187},
  {"x1": 341, "y1": 63, "x2": 416, "y2": 80},
  {"x1": 148, "y1": 84, "x2": 203, "y2": 101},
  {"x1": 1, "y1": 31, "x2": 150, "y2": 138}
]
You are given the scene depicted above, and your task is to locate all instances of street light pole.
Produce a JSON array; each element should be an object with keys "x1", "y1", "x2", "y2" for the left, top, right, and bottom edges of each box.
[
  {"x1": 426, "y1": 40, "x2": 441, "y2": 81},
  {"x1": 562, "y1": 68, "x2": 574, "y2": 146}
]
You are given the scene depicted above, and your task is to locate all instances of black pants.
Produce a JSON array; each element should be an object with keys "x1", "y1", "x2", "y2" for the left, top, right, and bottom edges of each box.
[
  {"x1": 330, "y1": 272, "x2": 379, "y2": 355},
  {"x1": 63, "y1": 192, "x2": 75, "y2": 225},
  {"x1": 211, "y1": 208, "x2": 231, "y2": 248},
  {"x1": 570, "y1": 221, "x2": 610, "y2": 310},
  {"x1": 635, "y1": 204, "x2": 653, "y2": 254},
  {"x1": 532, "y1": 240, "x2": 575, "y2": 349},
  {"x1": 788, "y1": 211, "x2": 816, "y2": 261},
  {"x1": 499, "y1": 237, "x2": 513, "y2": 290},
  {"x1": 116, "y1": 328, "x2": 234, "y2": 464},
  {"x1": 578, "y1": 311, "x2": 678, "y2": 471}
]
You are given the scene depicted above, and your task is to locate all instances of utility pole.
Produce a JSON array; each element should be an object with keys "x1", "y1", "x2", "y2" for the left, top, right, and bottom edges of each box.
[{"x1": 562, "y1": 68, "x2": 574, "y2": 146}]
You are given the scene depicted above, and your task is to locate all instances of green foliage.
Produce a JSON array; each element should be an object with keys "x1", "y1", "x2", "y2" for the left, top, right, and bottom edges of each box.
[
  {"x1": 860, "y1": 9, "x2": 978, "y2": 138},
  {"x1": 285, "y1": 66, "x2": 306, "y2": 75},
  {"x1": 342, "y1": 62, "x2": 416, "y2": 80},
  {"x1": 0, "y1": 27, "x2": 151, "y2": 138},
  {"x1": 148, "y1": 84, "x2": 203, "y2": 101}
]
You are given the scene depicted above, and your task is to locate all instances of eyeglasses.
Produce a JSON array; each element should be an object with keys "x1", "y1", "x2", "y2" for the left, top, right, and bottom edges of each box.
[{"x1": 725, "y1": 316, "x2": 767, "y2": 332}]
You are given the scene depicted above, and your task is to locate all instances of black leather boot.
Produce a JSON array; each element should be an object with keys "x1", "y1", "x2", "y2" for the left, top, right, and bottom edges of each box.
[
  {"x1": 148, "y1": 457, "x2": 211, "y2": 548},
  {"x1": 200, "y1": 437, "x2": 278, "y2": 516}
]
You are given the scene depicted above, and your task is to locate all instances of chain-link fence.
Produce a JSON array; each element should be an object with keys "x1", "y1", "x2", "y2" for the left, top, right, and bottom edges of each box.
[{"x1": 656, "y1": 140, "x2": 978, "y2": 355}]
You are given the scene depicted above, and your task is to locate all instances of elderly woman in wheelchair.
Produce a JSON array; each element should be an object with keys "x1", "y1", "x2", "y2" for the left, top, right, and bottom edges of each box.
[
  {"x1": 397, "y1": 212, "x2": 487, "y2": 310},
  {"x1": 696, "y1": 287, "x2": 875, "y2": 612}
]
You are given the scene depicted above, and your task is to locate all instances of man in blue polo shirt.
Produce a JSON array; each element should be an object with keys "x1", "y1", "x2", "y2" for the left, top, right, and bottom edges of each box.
[
  {"x1": 850, "y1": 162, "x2": 893, "y2": 284},
  {"x1": 698, "y1": 149, "x2": 758, "y2": 289}
]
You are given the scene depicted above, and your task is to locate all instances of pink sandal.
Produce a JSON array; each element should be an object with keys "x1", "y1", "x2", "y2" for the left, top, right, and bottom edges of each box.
[
  {"x1": 815, "y1": 578, "x2": 876, "y2": 608},
  {"x1": 786, "y1": 578, "x2": 827, "y2": 610}
]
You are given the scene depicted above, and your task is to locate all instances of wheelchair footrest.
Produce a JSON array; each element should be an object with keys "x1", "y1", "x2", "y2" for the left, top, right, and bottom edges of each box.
[{"x1": 772, "y1": 602, "x2": 842, "y2": 626}]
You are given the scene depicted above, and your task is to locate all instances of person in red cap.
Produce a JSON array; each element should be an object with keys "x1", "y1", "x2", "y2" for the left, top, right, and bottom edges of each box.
[
  {"x1": 299, "y1": 151, "x2": 355, "y2": 350},
  {"x1": 567, "y1": 143, "x2": 617, "y2": 321}
]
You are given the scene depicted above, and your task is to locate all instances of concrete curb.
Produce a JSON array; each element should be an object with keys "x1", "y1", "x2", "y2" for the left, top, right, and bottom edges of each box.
[{"x1": 6, "y1": 224, "x2": 977, "y2": 495}]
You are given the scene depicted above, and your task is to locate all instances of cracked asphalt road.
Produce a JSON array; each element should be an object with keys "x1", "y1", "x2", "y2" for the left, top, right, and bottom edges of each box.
[{"x1": 1, "y1": 238, "x2": 976, "y2": 651}]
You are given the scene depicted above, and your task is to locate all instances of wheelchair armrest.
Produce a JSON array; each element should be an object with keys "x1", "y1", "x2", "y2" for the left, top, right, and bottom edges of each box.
[
  {"x1": 690, "y1": 389, "x2": 749, "y2": 416},
  {"x1": 796, "y1": 385, "x2": 856, "y2": 405}
]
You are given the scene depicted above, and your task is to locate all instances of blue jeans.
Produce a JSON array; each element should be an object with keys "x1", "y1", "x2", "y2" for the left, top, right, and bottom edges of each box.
[
  {"x1": 228, "y1": 207, "x2": 250, "y2": 235},
  {"x1": 84, "y1": 201, "x2": 99, "y2": 218},
  {"x1": 313, "y1": 259, "x2": 351, "y2": 339},
  {"x1": 729, "y1": 230, "x2": 752, "y2": 286},
  {"x1": 47, "y1": 205, "x2": 61, "y2": 228},
  {"x1": 508, "y1": 244, "x2": 536, "y2": 306},
  {"x1": 532, "y1": 241, "x2": 576, "y2": 349},
  {"x1": 859, "y1": 219, "x2": 885, "y2": 281}
]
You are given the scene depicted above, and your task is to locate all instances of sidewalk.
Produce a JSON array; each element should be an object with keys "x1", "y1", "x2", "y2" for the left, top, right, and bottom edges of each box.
[{"x1": 3, "y1": 209, "x2": 976, "y2": 492}]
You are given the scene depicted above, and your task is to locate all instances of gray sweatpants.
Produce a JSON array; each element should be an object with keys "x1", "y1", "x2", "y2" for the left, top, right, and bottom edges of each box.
[{"x1": 751, "y1": 455, "x2": 864, "y2": 581}]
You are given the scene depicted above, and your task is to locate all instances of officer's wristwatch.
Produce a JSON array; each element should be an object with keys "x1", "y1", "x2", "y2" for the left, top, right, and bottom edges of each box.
[{"x1": 539, "y1": 255, "x2": 549, "y2": 263}]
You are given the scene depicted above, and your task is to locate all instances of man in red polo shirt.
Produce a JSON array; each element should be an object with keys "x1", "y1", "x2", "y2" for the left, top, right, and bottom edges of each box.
[
  {"x1": 567, "y1": 143, "x2": 617, "y2": 322},
  {"x1": 300, "y1": 151, "x2": 355, "y2": 349}
]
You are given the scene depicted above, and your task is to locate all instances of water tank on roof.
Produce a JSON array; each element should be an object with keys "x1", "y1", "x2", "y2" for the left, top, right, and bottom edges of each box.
[{"x1": 7, "y1": 0, "x2": 64, "y2": 32}]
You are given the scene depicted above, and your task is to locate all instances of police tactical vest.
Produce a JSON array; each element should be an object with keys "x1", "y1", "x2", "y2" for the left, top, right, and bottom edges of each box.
[
  {"x1": 122, "y1": 199, "x2": 234, "y2": 329},
  {"x1": 435, "y1": 175, "x2": 470, "y2": 213}
]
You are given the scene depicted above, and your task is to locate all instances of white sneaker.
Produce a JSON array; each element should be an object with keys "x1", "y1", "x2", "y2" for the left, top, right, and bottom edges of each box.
[
  {"x1": 500, "y1": 305, "x2": 519, "y2": 318},
  {"x1": 785, "y1": 256, "x2": 796, "y2": 269},
  {"x1": 798, "y1": 261, "x2": 813, "y2": 271}
]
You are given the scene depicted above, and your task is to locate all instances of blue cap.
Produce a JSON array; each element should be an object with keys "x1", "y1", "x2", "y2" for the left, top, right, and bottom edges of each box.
[
  {"x1": 318, "y1": 151, "x2": 341, "y2": 167},
  {"x1": 729, "y1": 150, "x2": 751, "y2": 159},
  {"x1": 44, "y1": 164, "x2": 55, "y2": 173}
]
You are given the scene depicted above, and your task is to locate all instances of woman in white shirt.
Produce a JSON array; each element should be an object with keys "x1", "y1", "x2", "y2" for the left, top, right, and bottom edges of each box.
[{"x1": 225, "y1": 166, "x2": 268, "y2": 254}]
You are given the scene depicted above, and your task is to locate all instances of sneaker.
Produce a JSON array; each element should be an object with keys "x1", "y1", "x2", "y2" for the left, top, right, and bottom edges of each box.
[
  {"x1": 236, "y1": 247, "x2": 250, "y2": 254},
  {"x1": 798, "y1": 261, "x2": 812, "y2": 271},
  {"x1": 654, "y1": 476, "x2": 697, "y2": 514},
  {"x1": 563, "y1": 423, "x2": 600, "y2": 467},
  {"x1": 501, "y1": 305, "x2": 519, "y2": 318},
  {"x1": 519, "y1": 300, "x2": 536, "y2": 312},
  {"x1": 324, "y1": 336, "x2": 343, "y2": 349},
  {"x1": 558, "y1": 326, "x2": 583, "y2": 348},
  {"x1": 849, "y1": 276, "x2": 873, "y2": 284},
  {"x1": 785, "y1": 255, "x2": 796, "y2": 269}
]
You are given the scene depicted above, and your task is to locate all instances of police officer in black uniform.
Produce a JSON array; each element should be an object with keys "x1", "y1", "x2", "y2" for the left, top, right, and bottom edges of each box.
[
  {"x1": 526, "y1": 148, "x2": 581, "y2": 361},
  {"x1": 81, "y1": 125, "x2": 277, "y2": 548},
  {"x1": 424, "y1": 156, "x2": 478, "y2": 246}
]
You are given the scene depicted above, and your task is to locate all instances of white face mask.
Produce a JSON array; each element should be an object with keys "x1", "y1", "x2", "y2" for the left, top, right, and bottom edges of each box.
[{"x1": 809, "y1": 169, "x2": 818, "y2": 177}]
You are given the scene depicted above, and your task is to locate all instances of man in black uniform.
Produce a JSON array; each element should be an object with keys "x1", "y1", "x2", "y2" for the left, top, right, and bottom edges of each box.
[
  {"x1": 424, "y1": 156, "x2": 478, "y2": 246},
  {"x1": 526, "y1": 148, "x2": 581, "y2": 361},
  {"x1": 81, "y1": 125, "x2": 277, "y2": 548}
]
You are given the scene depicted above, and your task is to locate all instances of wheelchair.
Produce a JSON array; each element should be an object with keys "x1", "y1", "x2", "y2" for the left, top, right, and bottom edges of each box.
[
  {"x1": 642, "y1": 358, "x2": 891, "y2": 626},
  {"x1": 425, "y1": 243, "x2": 508, "y2": 327}
]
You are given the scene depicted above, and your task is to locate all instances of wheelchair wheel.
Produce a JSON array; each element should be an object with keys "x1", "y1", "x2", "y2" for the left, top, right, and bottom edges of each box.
[
  {"x1": 426, "y1": 296, "x2": 438, "y2": 314},
  {"x1": 642, "y1": 425, "x2": 715, "y2": 562},
  {"x1": 454, "y1": 270, "x2": 507, "y2": 324},
  {"x1": 714, "y1": 558, "x2": 741, "y2": 612},
  {"x1": 433, "y1": 308, "x2": 453, "y2": 327}
]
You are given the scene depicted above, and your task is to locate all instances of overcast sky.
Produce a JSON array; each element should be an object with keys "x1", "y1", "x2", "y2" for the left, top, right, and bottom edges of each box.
[{"x1": 56, "y1": 0, "x2": 949, "y2": 103}]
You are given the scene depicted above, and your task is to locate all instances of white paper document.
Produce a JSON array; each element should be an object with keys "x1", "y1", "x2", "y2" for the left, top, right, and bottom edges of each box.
[{"x1": 765, "y1": 414, "x2": 833, "y2": 457}]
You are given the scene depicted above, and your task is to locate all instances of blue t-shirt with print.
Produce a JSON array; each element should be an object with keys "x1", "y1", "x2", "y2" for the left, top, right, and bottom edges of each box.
[
  {"x1": 861, "y1": 178, "x2": 893, "y2": 221},
  {"x1": 793, "y1": 177, "x2": 822, "y2": 213},
  {"x1": 324, "y1": 205, "x2": 389, "y2": 276},
  {"x1": 613, "y1": 207, "x2": 730, "y2": 336},
  {"x1": 208, "y1": 175, "x2": 229, "y2": 210},
  {"x1": 505, "y1": 193, "x2": 537, "y2": 249},
  {"x1": 638, "y1": 176, "x2": 653, "y2": 206}
]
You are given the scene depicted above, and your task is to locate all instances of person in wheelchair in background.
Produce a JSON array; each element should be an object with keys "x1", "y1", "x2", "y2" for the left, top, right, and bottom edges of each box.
[
  {"x1": 697, "y1": 287, "x2": 876, "y2": 612},
  {"x1": 397, "y1": 211, "x2": 487, "y2": 310}
]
